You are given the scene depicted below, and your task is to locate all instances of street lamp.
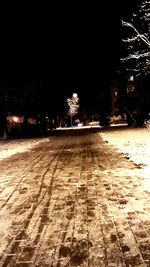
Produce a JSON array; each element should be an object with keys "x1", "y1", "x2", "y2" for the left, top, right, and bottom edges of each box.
[{"x1": 73, "y1": 93, "x2": 78, "y2": 98}]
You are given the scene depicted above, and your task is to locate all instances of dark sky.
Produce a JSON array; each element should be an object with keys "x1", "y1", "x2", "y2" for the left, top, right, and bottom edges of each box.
[{"x1": 0, "y1": 2, "x2": 139, "y2": 112}]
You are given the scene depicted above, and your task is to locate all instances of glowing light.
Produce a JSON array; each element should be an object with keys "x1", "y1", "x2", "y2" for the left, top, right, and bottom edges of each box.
[
  {"x1": 13, "y1": 116, "x2": 19, "y2": 122},
  {"x1": 73, "y1": 93, "x2": 78, "y2": 98},
  {"x1": 129, "y1": 75, "x2": 134, "y2": 81}
]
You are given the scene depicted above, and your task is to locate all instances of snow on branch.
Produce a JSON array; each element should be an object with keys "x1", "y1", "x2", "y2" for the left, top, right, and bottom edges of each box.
[
  {"x1": 121, "y1": 20, "x2": 150, "y2": 46},
  {"x1": 121, "y1": 1, "x2": 150, "y2": 77},
  {"x1": 121, "y1": 51, "x2": 150, "y2": 61}
]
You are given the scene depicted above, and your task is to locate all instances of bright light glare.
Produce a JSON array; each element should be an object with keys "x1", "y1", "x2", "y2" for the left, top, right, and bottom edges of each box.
[
  {"x1": 13, "y1": 116, "x2": 19, "y2": 122},
  {"x1": 73, "y1": 93, "x2": 78, "y2": 98}
]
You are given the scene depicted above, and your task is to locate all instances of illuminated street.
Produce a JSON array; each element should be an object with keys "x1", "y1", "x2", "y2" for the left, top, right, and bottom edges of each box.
[{"x1": 0, "y1": 127, "x2": 150, "y2": 266}]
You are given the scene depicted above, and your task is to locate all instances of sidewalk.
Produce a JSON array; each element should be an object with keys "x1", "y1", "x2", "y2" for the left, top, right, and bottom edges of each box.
[{"x1": 0, "y1": 128, "x2": 150, "y2": 266}]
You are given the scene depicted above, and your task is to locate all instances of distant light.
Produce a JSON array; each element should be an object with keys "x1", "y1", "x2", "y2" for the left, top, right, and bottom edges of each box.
[
  {"x1": 13, "y1": 116, "x2": 19, "y2": 122},
  {"x1": 73, "y1": 93, "x2": 78, "y2": 98},
  {"x1": 129, "y1": 75, "x2": 134, "y2": 81}
]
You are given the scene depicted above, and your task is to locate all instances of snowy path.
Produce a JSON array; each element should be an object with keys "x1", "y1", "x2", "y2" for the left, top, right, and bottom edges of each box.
[{"x1": 0, "y1": 128, "x2": 150, "y2": 265}]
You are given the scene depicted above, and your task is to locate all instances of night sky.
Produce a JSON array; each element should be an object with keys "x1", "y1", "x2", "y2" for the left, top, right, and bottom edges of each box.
[{"x1": 0, "y1": 1, "x2": 139, "y2": 113}]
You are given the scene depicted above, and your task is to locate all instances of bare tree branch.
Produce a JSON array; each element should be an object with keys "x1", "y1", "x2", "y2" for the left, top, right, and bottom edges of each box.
[
  {"x1": 121, "y1": 20, "x2": 150, "y2": 46},
  {"x1": 121, "y1": 1, "x2": 150, "y2": 76},
  {"x1": 121, "y1": 51, "x2": 150, "y2": 61}
]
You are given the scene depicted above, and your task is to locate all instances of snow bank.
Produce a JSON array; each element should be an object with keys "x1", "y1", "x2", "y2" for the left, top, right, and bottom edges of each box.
[
  {"x1": 0, "y1": 138, "x2": 50, "y2": 161},
  {"x1": 100, "y1": 127, "x2": 150, "y2": 168}
]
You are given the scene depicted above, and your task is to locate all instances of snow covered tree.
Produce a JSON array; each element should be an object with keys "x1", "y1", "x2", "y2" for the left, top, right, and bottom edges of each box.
[
  {"x1": 67, "y1": 93, "x2": 79, "y2": 127},
  {"x1": 119, "y1": 1, "x2": 150, "y2": 127},
  {"x1": 121, "y1": 1, "x2": 150, "y2": 77}
]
